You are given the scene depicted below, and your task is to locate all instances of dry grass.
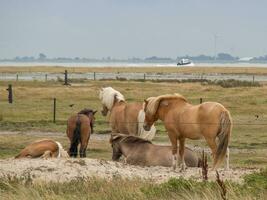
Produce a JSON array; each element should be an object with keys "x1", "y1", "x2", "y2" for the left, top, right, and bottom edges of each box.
[
  {"x1": 1, "y1": 66, "x2": 267, "y2": 75},
  {"x1": 1, "y1": 170, "x2": 267, "y2": 200}
]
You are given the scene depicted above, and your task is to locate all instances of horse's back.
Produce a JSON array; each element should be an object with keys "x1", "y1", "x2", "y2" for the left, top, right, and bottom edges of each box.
[
  {"x1": 16, "y1": 139, "x2": 58, "y2": 158},
  {"x1": 67, "y1": 114, "x2": 91, "y2": 137},
  {"x1": 124, "y1": 103, "x2": 143, "y2": 135},
  {"x1": 144, "y1": 144, "x2": 199, "y2": 167}
]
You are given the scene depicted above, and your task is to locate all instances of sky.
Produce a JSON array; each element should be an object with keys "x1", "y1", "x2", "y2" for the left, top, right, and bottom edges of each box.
[{"x1": 0, "y1": 0, "x2": 267, "y2": 59}]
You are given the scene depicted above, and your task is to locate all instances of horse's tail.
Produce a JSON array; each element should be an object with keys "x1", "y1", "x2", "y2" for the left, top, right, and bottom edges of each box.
[
  {"x1": 55, "y1": 141, "x2": 69, "y2": 158},
  {"x1": 137, "y1": 110, "x2": 156, "y2": 141},
  {"x1": 214, "y1": 110, "x2": 232, "y2": 169},
  {"x1": 69, "y1": 118, "x2": 81, "y2": 157}
]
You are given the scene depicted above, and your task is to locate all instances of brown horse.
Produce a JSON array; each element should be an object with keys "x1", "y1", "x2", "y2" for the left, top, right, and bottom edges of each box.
[
  {"x1": 66, "y1": 108, "x2": 97, "y2": 158},
  {"x1": 110, "y1": 134, "x2": 201, "y2": 167},
  {"x1": 143, "y1": 94, "x2": 232, "y2": 170},
  {"x1": 99, "y1": 87, "x2": 156, "y2": 140},
  {"x1": 15, "y1": 139, "x2": 69, "y2": 159}
]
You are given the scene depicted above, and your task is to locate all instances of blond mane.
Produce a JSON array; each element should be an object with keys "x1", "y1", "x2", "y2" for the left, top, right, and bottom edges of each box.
[
  {"x1": 145, "y1": 93, "x2": 187, "y2": 116},
  {"x1": 99, "y1": 87, "x2": 125, "y2": 110}
]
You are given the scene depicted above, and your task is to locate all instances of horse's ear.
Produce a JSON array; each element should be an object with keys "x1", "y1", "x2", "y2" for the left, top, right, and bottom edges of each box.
[
  {"x1": 93, "y1": 110, "x2": 97, "y2": 115},
  {"x1": 144, "y1": 99, "x2": 148, "y2": 104}
]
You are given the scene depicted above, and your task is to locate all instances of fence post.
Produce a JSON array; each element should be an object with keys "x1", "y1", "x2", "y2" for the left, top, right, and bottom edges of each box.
[
  {"x1": 93, "y1": 72, "x2": 96, "y2": 80},
  {"x1": 6, "y1": 84, "x2": 13, "y2": 104},
  {"x1": 45, "y1": 74, "x2": 48, "y2": 81},
  {"x1": 64, "y1": 70, "x2": 69, "y2": 85},
  {"x1": 200, "y1": 98, "x2": 203, "y2": 104},
  {"x1": 16, "y1": 74, "x2": 18, "y2": 81},
  {"x1": 53, "y1": 98, "x2": 56, "y2": 123},
  {"x1": 144, "y1": 73, "x2": 146, "y2": 81}
]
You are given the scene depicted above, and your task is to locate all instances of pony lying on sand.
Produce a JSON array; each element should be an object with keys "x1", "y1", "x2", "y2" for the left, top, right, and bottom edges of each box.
[
  {"x1": 15, "y1": 139, "x2": 69, "y2": 159},
  {"x1": 99, "y1": 87, "x2": 156, "y2": 140},
  {"x1": 110, "y1": 134, "x2": 201, "y2": 167},
  {"x1": 143, "y1": 93, "x2": 232, "y2": 170},
  {"x1": 67, "y1": 108, "x2": 97, "y2": 158}
]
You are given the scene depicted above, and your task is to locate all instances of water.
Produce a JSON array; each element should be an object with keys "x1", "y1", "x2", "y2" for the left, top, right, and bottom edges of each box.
[{"x1": 0, "y1": 61, "x2": 267, "y2": 68}]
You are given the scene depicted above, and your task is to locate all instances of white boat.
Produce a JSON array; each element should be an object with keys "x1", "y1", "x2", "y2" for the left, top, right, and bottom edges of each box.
[{"x1": 177, "y1": 59, "x2": 195, "y2": 66}]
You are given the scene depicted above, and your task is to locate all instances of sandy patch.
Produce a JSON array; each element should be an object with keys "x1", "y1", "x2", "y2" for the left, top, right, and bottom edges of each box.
[{"x1": 0, "y1": 158, "x2": 257, "y2": 184}]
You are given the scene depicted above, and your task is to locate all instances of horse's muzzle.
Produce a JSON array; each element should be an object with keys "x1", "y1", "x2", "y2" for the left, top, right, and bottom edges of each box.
[{"x1": 143, "y1": 123, "x2": 151, "y2": 131}]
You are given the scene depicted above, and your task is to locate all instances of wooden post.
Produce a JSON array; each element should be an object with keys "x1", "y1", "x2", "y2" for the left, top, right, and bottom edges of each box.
[
  {"x1": 144, "y1": 73, "x2": 146, "y2": 80},
  {"x1": 94, "y1": 72, "x2": 96, "y2": 80},
  {"x1": 6, "y1": 84, "x2": 13, "y2": 104},
  {"x1": 16, "y1": 74, "x2": 18, "y2": 81},
  {"x1": 200, "y1": 98, "x2": 203, "y2": 104},
  {"x1": 45, "y1": 74, "x2": 48, "y2": 81},
  {"x1": 64, "y1": 70, "x2": 68, "y2": 85},
  {"x1": 53, "y1": 98, "x2": 56, "y2": 123}
]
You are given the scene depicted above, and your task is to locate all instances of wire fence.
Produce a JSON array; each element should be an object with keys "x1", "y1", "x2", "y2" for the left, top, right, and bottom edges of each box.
[{"x1": 0, "y1": 71, "x2": 266, "y2": 82}]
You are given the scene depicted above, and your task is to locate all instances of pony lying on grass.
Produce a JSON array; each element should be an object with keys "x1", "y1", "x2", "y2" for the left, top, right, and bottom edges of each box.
[
  {"x1": 99, "y1": 87, "x2": 156, "y2": 140},
  {"x1": 67, "y1": 108, "x2": 97, "y2": 158},
  {"x1": 110, "y1": 134, "x2": 201, "y2": 167},
  {"x1": 15, "y1": 139, "x2": 69, "y2": 159},
  {"x1": 143, "y1": 93, "x2": 232, "y2": 171}
]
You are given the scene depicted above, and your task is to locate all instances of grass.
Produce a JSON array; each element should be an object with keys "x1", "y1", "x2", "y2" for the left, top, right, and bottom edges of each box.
[{"x1": 0, "y1": 169, "x2": 267, "y2": 200}]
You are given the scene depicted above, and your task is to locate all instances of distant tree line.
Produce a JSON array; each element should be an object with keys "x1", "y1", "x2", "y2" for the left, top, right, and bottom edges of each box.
[{"x1": 1, "y1": 53, "x2": 267, "y2": 62}]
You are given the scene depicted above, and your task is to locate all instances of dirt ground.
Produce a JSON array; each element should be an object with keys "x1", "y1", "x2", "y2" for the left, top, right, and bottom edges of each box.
[{"x1": 0, "y1": 157, "x2": 257, "y2": 184}]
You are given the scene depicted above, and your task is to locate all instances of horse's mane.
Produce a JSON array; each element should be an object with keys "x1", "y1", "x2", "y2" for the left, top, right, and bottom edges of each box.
[
  {"x1": 111, "y1": 134, "x2": 152, "y2": 145},
  {"x1": 99, "y1": 87, "x2": 125, "y2": 110},
  {"x1": 78, "y1": 108, "x2": 94, "y2": 116},
  {"x1": 145, "y1": 93, "x2": 187, "y2": 116}
]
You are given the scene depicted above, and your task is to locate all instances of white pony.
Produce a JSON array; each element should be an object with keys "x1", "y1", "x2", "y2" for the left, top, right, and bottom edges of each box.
[{"x1": 99, "y1": 87, "x2": 156, "y2": 140}]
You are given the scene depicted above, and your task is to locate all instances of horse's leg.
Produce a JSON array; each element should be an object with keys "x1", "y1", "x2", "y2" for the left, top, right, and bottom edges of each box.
[
  {"x1": 168, "y1": 132, "x2": 178, "y2": 170},
  {"x1": 205, "y1": 137, "x2": 217, "y2": 169},
  {"x1": 178, "y1": 138, "x2": 186, "y2": 171},
  {"x1": 225, "y1": 147, "x2": 230, "y2": 170},
  {"x1": 79, "y1": 128, "x2": 90, "y2": 158}
]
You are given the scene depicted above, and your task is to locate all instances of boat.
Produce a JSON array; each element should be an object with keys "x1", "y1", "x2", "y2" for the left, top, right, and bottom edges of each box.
[{"x1": 177, "y1": 59, "x2": 195, "y2": 66}]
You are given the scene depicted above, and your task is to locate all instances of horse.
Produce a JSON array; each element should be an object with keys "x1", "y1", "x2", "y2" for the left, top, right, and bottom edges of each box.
[
  {"x1": 66, "y1": 108, "x2": 97, "y2": 158},
  {"x1": 15, "y1": 139, "x2": 69, "y2": 159},
  {"x1": 99, "y1": 87, "x2": 156, "y2": 140},
  {"x1": 110, "y1": 134, "x2": 201, "y2": 167},
  {"x1": 143, "y1": 93, "x2": 232, "y2": 170}
]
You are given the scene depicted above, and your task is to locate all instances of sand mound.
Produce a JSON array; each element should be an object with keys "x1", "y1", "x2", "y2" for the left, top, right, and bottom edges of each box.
[{"x1": 0, "y1": 158, "x2": 257, "y2": 183}]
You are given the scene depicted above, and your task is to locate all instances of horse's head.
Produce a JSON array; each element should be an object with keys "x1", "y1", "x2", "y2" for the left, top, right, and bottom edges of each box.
[
  {"x1": 101, "y1": 105, "x2": 109, "y2": 116},
  {"x1": 99, "y1": 87, "x2": 125, "y2": 116},
  {"x1": 110, "y1": 134, "x2": 123, "y2": 161},
  {"x1": 143, "y1": 99, "x2": 157, "y2": 131}
]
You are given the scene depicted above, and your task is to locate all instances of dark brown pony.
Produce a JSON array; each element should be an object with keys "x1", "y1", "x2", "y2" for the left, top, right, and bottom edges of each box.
[{"x1": 66, "y1": 108, "x2": 97, "y2": 158}]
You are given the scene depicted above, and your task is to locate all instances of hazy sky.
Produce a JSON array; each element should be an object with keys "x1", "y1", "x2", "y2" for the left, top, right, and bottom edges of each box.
[{"x1": 0, "y1": 0, "x2": 267, "y2": 59}]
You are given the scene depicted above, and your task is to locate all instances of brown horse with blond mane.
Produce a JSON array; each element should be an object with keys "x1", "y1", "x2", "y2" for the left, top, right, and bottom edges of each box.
[
  {"x1": 143, "y1": 93, "x2": 232, "y2": 170},
  {"x1": 15, "y1": 139, "x2": 69, "y2": 159},
  {"x1": 99, "y1": 87, "x2": 156, "y2": 140},
  {"x1": 66, "y1": 108, "x2": 97, "y2": 158}
]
